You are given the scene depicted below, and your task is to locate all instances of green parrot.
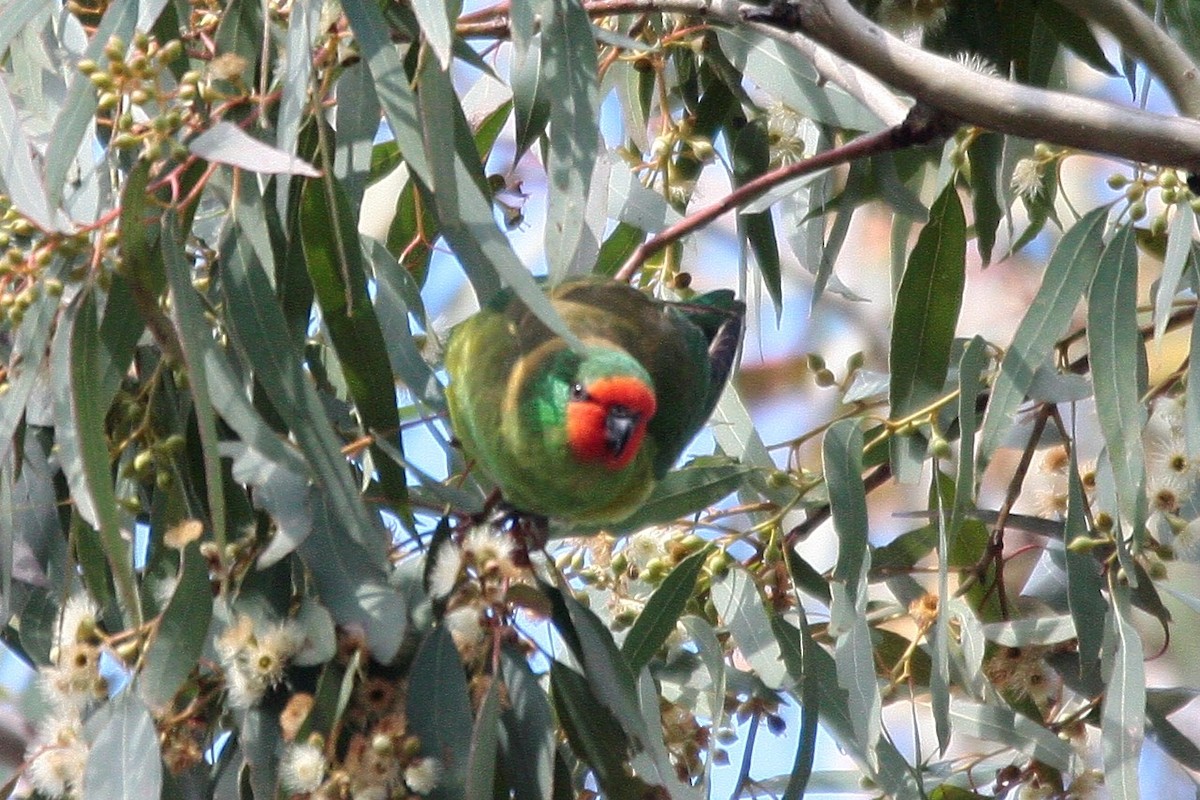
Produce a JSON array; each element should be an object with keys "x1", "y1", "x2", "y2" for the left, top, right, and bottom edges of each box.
[{"x1": 444, "y1": 278, "x2": 744, "y2": 525}]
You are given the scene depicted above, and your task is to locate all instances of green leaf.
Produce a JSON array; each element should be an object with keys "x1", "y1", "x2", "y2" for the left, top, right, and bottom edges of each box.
[
  {"x1": 51, "y1": 291, "x2": 142, "y2": 627},
  {"x1": 1102, "y1": 583, "x2": 1145, "y2": 800},
  {"x1": 825, "y1": 419, "x2": 870, "y2": 591},
  {"x1": 543, "y1": 582, "x2": 649, "y2": 749},
  {"x1": 1037, "y1": 0, "x2": 1119, "y2": 76},
  {"x1": 408, "y1": 626, "x2": 473, "y2": 799},
  {"x1": 603, "y1": 462, "x2": 752, "y2": 534},
  {"x1": 771, "y1": 614, "x2": 820, "y2": 800},
  {"x1": 465, "y1": 672, "x2": 500, "y2": 800},
  {"x1": 0, "y1": 71, "x2": 53, "y2": 230},
  {"x1": 550, "y1": 661, "x2": 648, "y2": 798},
  {"x1": 1064, "y1": 456, "x2": 1106, "y2": 688},
  {"x1": 778, "y1": 619, "x2": 920, "y2": 794},
  {"x1": 1154, "y1": 202, "x2": 1195, "y2": 342},
  {"x1": 297, "y1": 498, "x2": 407, "y2": 662},
  {"x1": 978, "y1": 205, "x2": 1108, "y2": 470},
  {"x1": 711, "y1": 565, "x2": 787, "y2": 689},
  {"x1": 340, "y1": 0, "x2": 432, "y2": 185},
  {"x1": 715, "y1": 27, "x2": 887, "y2": 131},
  {"x1": 498, "y1": 645, "x2": 555, "y2": 800},
  {"x1": 139, "y1": 540, "x2": 213, "y2": 710},
  {"x1": 511, "y1": 35, "x2": 551, "y2": 163},
  {"x1": 162, "y1": 213, "x2": 227, "y2": 548},
  {"x1": 0, "y1": 286, "x2": 56, "y2": 466},
  {"x1": 412, "y1": 0, "x2": 458, "y2": 69},
  {"x1": 950, "y1": 701, "x2": 1073, "y2": 770},
  {"x1": 966, "y1": 133, "x2": 1004, "y2": 266},
  {"x1": 46, "y1": 0, "x2": 137, "y2": 210},
  {"x1": 220, "y1": 174, "x2": 387, "y2": 560},
  {"x1": 213, "y1": 0, "x2": 261, "y2": 87},
  {"x1": 299, "y1": 176, "x2": 408, "y2": 508},
  {"x1": 81, "y1": 690, "x2": 163, "y2": 798},
  {"x1": 889, "y1": 181, "x2": 966, "y2": 480},
  {"x1": 733, "y1": 119, "x2": 783, "y2": 316},
  {"x1": 621, "y1": 546, "x2": 710, "y2": 673},
  {"x1": 414, "y1": 55, "x2": 582, "y2": 348},
  {"x1": 541, "y1": 0, "x2": 599, "y2": 280},
  {"x1": 1088, "y1": 224, "x2": 1147, "y2": 553}
]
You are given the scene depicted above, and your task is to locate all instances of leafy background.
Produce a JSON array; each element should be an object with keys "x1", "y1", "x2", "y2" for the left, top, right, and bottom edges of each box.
[{"x1": 0, "y1": 0, "x2": 1199, "y2": 798}]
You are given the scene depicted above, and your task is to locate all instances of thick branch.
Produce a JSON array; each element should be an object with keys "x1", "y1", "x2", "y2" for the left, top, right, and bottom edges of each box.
[
  {"x1": 1055, "y1": 0, "x2": 1200, "y2": 118},
  {"x1": 750, "y1": 0, "x2": 1200, "y2": 171}
]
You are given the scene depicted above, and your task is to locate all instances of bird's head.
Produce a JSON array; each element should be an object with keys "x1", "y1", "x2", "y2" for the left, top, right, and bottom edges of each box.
[{"x1": 563, "y1": 348, "x2": 657, "y2": 470}]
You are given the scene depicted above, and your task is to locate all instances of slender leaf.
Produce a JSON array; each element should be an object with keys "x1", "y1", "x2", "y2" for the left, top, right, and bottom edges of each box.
[
  {"x1": 0, "y1": 72, "x2": 53, "y2": 230},
  {"x1": 412, "y1": 0, "x2": 458, "y2": 69},
  {"x1": 1154, "y1": 202, "x2": 1195, "y2": 342},
  {"x1": 889, "y1": 181, "x2": 966, "y2": 480},
  {"x1": 52, "y1": 292, "x2": 142, "y2": 627},
  {"x1": 604, "y1": 462, "x2": 752, "y2": 534},
  {"x1": 978, "y1": 205, "x2": 1108, "y2": 469},
  {"x1": 162, "y1": 213, "x2": 227, "y2": 548},
  {"x1": 46, "y1": 0, "x2": 137, "y2": 210},
  {"x1": 711, "y1": 565, "x2": 787, "y2": 689},
  {"x1": 408, "y1": 626, "x2": 473, "y2": 799},
  {"x1": 465, "y1": 673, "x2": 500, "y2": 800},
  {"x1": 1088, "y1": 224, "x2": 1147, "y2": 552},
  {"x1": 950, "y1": 701, "x2": 1073, "y2": 770},
  {"x1": 622, "y1": 546, "x2": 710, "y2": 672},
  {"x1": 82, "y1": 691, "x2": 163, "y2": 798},
  {"x1": 498, "y1": 645, "x2": 555, "y2": 800},
  {"x1": 299, "y1": 176, "x2": 408, "y2": 507},
  {"x1": 1102, "y1": 582, "x2": 1145, "y2": 800},
  {"x1": 540, "y1": 0, "x2": 599, "y2": 280},
  {"x1": 139, "y1": 540, "x2": 213, "y2": 710}
]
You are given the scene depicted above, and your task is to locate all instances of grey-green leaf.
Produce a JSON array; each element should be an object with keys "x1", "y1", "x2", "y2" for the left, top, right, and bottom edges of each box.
[
  {"x1": 978, "y1": 205, "x2": 1108, "y2": 470},
  {"x1": 81, "y1": 690, "x2": 163, "y2": 798}
]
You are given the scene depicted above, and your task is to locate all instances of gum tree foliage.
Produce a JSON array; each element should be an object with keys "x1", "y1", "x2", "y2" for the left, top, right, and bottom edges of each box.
[{"x1": 1, "y1": 0, "x2": 1200, "y2": 798}]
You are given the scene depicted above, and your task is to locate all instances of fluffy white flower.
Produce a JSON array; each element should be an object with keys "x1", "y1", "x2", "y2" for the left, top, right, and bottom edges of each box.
[
  {"x1": 281, "y1": 741, "x2": 327, "y2": 793},
  {"x1": 1011, "y1": 158, "x2": 1043, "y2": 199},
  {"x1": 623, "y1": 528, "x2": 668, "y2": 571},
  {"x1": 39, "y1": 644, "x2": 103, "y2": 713},
  {"x1": 404, "y1": 757, "x2": 442, "y2": 795},
  {"x1": 25, "y1": 712, "x2": 88, "y2": 799},
  {"x1": 427, "y1": 542, "x2": 464, "y2": 599},
  {"x1": 444, "y1": 606, "x2": 484, "y2": 652},
  {"x1": 55, "y1": 593, "x2": 99, "y2": 652},
  {"x1": 463, "y1": 527, "x2": 516, "y2": 568}
]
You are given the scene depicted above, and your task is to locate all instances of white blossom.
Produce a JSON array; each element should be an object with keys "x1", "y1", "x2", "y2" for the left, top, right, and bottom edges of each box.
[
  {"x1": 25, "y1": 712, "x2": 88, "y2": 799},
  {"x1": 281, "y1": 741, "x2": 327, "y2": 793},
  {"x1": 404, "y1": 757, "x2": 442, "y2": 795}
]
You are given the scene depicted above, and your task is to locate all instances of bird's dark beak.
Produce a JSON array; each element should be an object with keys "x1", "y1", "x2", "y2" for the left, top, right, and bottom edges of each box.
[{"x1": 605, "y1": 405, "x2": 641, "y2": 458}]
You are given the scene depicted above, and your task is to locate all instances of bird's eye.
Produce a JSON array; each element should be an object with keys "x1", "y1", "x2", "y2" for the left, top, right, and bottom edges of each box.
[{"x1": 570, "y1": 383, "x2": 588, "y2": 401}]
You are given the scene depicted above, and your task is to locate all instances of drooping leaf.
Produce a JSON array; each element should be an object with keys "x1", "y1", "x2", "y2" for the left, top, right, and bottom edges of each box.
[
  {"x1": 1101, "y1": 583, "x2": 1146, "y2": 800},
  {"x1": 622, "y1": 546, "x2": 710, "y2": 673},
  {"x1": 978, "y1": 205, "x2": 1108, "y2": 470},
  {"x1": 81, "y1": 689, "x2": 163, "y2": 798},
  {"x1": 733, "y1": 119, "x2": 783, "y2": 316},
  {"x1": 711, "y1": 565, "x2": 787, "y2": 689},
  {"x1": 1087, "y1": 224, "x2": 1147, "y2": 554},
  {"x1": 139, "y1": 540, "x2": 213, "y2": 710},
  {"x1": 407, "y1": 626, "x2": 473, "y2": 799},
  {"x1": 540, "y1": 0, "x2": 599, "y2": 281},
  {"x1": 889, "y1": 180, "x2": 966, "y2": 481}
]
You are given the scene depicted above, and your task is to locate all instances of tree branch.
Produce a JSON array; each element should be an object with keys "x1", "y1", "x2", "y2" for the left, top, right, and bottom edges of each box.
[
  {"x1": 1055, "y1": 0, "x2": 1200, "y2": 118},
  {"x1": 745, "y1": 0, "x2": 1200, "y2": 171}
]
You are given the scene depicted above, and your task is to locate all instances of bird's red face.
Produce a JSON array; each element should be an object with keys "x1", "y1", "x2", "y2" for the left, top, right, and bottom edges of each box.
[{"x1": 565, "y1": 375, "x2": 657, "y2": 470}]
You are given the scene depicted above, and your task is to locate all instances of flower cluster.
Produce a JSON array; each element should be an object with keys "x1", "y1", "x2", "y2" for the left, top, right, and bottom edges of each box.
[
  {"x1": 22, "y1": 594, "x2": 105, "y2": 798},
  {"x1": 215, "y1": 614, "x2": 306, "y2": 709}
]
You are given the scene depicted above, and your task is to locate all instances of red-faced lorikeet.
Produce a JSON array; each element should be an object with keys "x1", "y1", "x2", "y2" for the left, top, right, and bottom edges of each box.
[{"x1": 445, "y1": 278, "x2": 744, "y2": 525}]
